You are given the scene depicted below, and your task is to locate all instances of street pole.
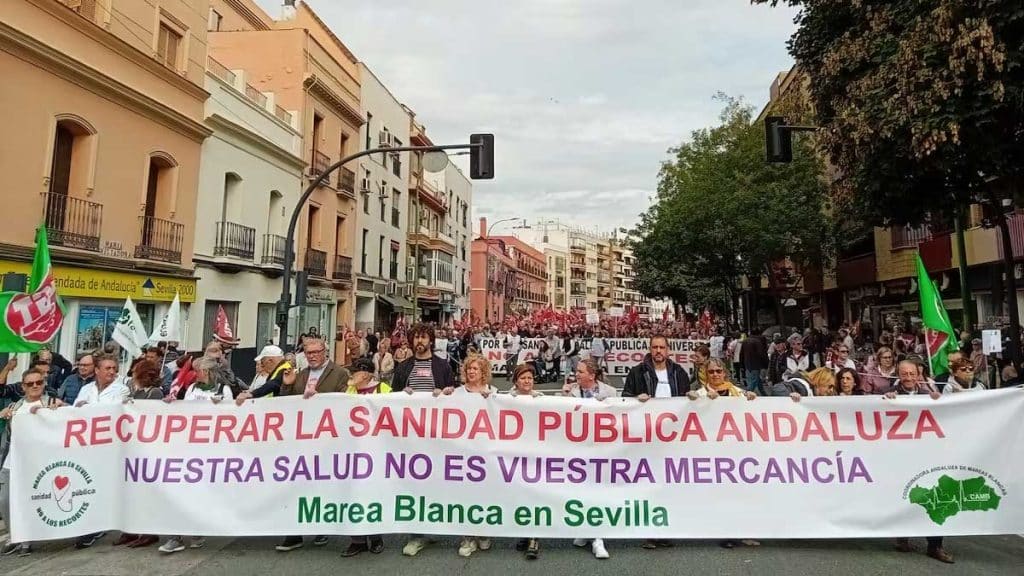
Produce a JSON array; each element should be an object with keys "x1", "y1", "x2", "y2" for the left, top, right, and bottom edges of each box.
[
  {"x1": 995, "y1": 210, "x2": 1022, "y2": 372},
  {"x1": 954, "y1": 209, "x2": 971, "y2": 332},
  {"x1": 277, "y1": 143, "x2": 481, "y2": 350}
]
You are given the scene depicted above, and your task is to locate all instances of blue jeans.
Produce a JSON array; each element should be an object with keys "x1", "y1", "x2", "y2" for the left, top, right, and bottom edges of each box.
[{"x1": 745, "y1": 370, "x2": 764, "y2": 395}]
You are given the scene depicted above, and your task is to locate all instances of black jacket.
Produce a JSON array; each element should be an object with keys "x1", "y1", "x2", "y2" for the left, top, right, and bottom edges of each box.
[
  {"x1": 623, "y1": 354, "x2": 693, "y2": 397},
  {"x1": 741, "y1": 336, "x2": 769, "y2": 370},
  {"x1": 392, "y1": 355, "x2": 455, "y2": 392}
]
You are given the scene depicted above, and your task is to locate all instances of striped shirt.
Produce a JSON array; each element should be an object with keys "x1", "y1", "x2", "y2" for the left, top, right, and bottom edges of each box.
[{"x1": 408, "y1": 359, "x2": 436, "y2": 393}]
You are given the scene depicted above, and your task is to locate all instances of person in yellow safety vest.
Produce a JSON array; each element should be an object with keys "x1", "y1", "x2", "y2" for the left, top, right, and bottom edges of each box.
[{"x1": 234, "y1": 345, "x2": 291, "y2": 403}]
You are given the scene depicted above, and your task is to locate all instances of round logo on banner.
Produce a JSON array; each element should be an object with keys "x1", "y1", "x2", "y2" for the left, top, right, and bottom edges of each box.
[
  {"x1": 30, "y1": 461, "x2": 96, "y2": 527},
  {"x1": 901, "y1": 465, "x2": 1006, "y2": 526}
]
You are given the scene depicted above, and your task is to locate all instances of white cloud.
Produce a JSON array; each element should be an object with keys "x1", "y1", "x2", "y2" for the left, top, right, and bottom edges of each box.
[{"x1": 255, "y1": 0, "x2": 799, "y2": 232}]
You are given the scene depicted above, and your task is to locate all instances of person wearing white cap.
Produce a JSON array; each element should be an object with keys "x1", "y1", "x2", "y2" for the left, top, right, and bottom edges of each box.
[{"x1": 234, "y1": 345, "x2": 290, "y2": 401}]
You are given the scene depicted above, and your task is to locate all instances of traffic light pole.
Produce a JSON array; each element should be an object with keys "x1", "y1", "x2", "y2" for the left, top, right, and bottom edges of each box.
[{"x1": 277, "y1": 143, "x2": 482, "y2": 351}]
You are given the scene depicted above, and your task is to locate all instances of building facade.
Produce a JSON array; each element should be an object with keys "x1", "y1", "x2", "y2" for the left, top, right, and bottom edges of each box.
[
  {"x1": 353, "y1": 63, "x2": 413, "y2": 331},
  {"x1": 188, "y1": 58, "x2": 304, "y2": 366},
  {"x1": 0, "y1": 0, "x2": 211, "y2": 360},
  {"x1": 486, "y1": 232, "x2": 547, "y2": 316},
  {"x1": 517, "y1": 222, "x2": 610, "y2": 312},
  {"x1": 208, "y1": 0, "x2": 363, "y2": 359}
]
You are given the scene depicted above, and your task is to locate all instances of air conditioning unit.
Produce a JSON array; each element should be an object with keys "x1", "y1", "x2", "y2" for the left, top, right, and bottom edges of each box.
[
  {"x1": 378, "y1": 181, "x2": 389, "y2": 198},
  {"x1": 378, "y1": 130, "x2": 392, "y2": 147},
  {"x1": 360, "y1": 178, "x2": 371, "y2": 194},
  {"x1": 386, "y1": 281, "x2": 397, "y2": 295}
]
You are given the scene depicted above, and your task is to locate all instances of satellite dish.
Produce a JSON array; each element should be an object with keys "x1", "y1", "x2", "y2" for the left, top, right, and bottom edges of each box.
[{"x1": 423, "y1": 150, "x2": 449, "y2": 173}]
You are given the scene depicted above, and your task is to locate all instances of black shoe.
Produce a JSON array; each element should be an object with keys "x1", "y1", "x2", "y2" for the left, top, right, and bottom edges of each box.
[
  {"x1": 526, "y1": 539, "x2": 539, "y2": 559},
  {"x1": 341, "y1": 542, "x2": 369, "y2": 557},
  {"x1": 75, "y1": 532, "x2": 105, "y2": 549},
  {"x1": 516, "y1": 539, "x2": 529, "y2": 552},
  {"x1": 642, "y1": 539, "x2": 658, "y2": 549},
  {"x1": 275, "y1": 537, "x2": 304, "y2": 552},
  {"x1": 312, "y1": 535, "x2": 329, "y2": 546},
  {"x1": 369, "y1": 537, "x2": 384, "y2": 554},
  {"x1": 17, "y1": 544, "x2": 31, "y2": 557},
  {"x1": 2, "y1": 542, "x2": 20, "y2": 556},
  {"x1": 720, "y1": 540, "x2": 736, "y2": 549}
]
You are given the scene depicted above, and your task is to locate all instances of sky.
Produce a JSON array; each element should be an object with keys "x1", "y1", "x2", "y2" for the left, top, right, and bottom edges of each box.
[{"x1": 255, "y1": 0, "x2": 800, "y2": 236}]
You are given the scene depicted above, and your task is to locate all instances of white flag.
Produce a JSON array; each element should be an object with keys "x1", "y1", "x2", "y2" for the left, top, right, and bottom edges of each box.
[
  {"x1": 148, "y1": 291, "x2": 181, "y2": 343},
  {"x1": 112, "y1": 297, "x2": 148, "y2": 358}
]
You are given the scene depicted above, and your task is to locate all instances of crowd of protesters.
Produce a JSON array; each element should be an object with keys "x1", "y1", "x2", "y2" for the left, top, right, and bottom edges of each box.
[{"x1": 0, "y1": 311, "x2": 1018, "y2": 564}]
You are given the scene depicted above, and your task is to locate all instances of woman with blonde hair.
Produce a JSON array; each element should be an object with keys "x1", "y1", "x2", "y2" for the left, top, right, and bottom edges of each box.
[
  {"x1": 688, "y1": 358, "x2": 756, "y2": 400},
  {"x1": 373, "y1": 338, "x2": 395, "y2": 383},
  {"x1": 440, "y1": 354, "x2": 495, "y2": 556},
  {"x1": 784, "y1": 367, "x2": 836, "y2": 401}
]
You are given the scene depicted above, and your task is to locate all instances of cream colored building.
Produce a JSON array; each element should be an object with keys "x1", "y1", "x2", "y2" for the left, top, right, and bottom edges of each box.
[
  {"x1": 0, "y1": 0, "x2": 211, "y2": 359},
  {"x1": 208, "y1": 0, "x2": 363, "y2": 359},
  {"x1": 188, "y1": 56, "x2": 305, "y2": 355},
  {"x1": 353, "y1": 63, "x2": 413, "y2": 331}
]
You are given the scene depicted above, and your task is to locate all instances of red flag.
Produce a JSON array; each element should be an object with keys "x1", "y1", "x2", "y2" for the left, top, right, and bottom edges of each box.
[{"x1": 213, "y1": 305, "x2": 239, "y2": 344}]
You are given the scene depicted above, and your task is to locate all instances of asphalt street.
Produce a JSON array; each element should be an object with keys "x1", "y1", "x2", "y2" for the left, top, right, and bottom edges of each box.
[{"x1": 1, "y1": 534, "x2": 1023, "y2": 576}]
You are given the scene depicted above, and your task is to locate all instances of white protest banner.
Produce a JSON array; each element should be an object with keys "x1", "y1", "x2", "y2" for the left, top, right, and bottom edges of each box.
[
  {"x1": 11, "y1": 390, "x2": 1024, "y2": 542},
  {"x1": 479, "y1": 338, "x2": 707, "y2": 376},
  {"x1": 983, "y1": 329, "x2": 1002, "y2": 354}
]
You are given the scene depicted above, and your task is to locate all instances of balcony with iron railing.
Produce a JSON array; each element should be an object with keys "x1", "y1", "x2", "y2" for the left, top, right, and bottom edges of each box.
[
  {"x1": 41, "y1": 192, "x2": 102, "y2": 252},
  {"x1": 261, "y1": 234, "x2": 285, "y2": 266},
  {"x1": 135, "y1": 215, "x2": 184, "y2": 263},
  {"x1": 333, "y1": 255, "x2": 353, "y2": 281},
  {"x1": 890, "y1": 224, "x2": 932, "y2": 250},
  {"x1": 305, "y1": 248, "x2": 327, "y2": 278},
  {"x1": 311, "y1": 150, "x2": 330, "y2": 178},
  {"x1": 214, "y1": 221, "x2": 255, "y2": 260},
  {"x1": 244, "y1": 83, "x2": 268, "y2": 109},
  {"x1": 337, "y1": 167, "x2": 355, "y2": 196},
  {"x1": 274, "y1": 105, "x2": 292, "y2": 126}
]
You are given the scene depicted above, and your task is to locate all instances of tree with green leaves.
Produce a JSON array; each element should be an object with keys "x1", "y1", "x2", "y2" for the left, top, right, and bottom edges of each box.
[
  {"x1": 753, "y1": 0, "x2": 1024, "y2": 223},
  {"x1": 633, "y1": 95, "x2": 834, "y2": 325},
  {"x1": 754, "y1": 0, "x2": 1024, "y2": 364}
]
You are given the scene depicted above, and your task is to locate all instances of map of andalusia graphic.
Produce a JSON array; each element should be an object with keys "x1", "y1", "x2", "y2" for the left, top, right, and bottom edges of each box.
[{"x1": 909, "y1": 475, "x2": 1001, "y2": 525}]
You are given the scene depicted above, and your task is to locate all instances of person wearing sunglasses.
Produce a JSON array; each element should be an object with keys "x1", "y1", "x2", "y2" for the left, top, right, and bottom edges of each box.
[
  {"x1": 689, "y1": 358, "x2": 757, "y2": 400},
  {"x1": 942, "y1": 357, "x2": 987, "y2": 394},
  {"x1": 826, "y1": 345, "x2": 856, "y2": 373},
  {"x1": 0, "y1": 368, "x2": 63, "y2": 556}
]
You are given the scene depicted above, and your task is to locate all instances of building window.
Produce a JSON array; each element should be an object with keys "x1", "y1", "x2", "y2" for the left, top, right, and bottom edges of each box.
[
  {"x1": 392, "y1": 138, "x2": 403, "y2": 176},
  {"x1": 208, "y1": 8, "x2": 222, "y2": 31},
  {"x1": 256, "y1": 303, "x2": 277, "y2": 347},
  {"x1": 361, "y1": 229, "x2": 368, "y2": 273},
  {"x1": 363, "y1": 185, "x2": 370, "y2": 215},
  {"x1": 157, "y1": 23, "x2": 182, "y2": 70},
  {"x1": 202, "y1": 301, "x2": 238, "y2": 347},
  {"x1": 77, "y1": 304, "x2": 153, "y2": 356},
  {"x1": 364, "y1": 112, "x2": 372, "y2": 151},
  {"x1": 390, "y1": 247, "x2": 399, "y2": 280},
  {"x1": 378, "y1": 235, "x2": 385, "y2": 277},
  {"x1": 462, "y1": 204, "x2": 468, "y2": 228},
  {"x1": 379, "y1": 191, "x2": 386, "y2": 222}
]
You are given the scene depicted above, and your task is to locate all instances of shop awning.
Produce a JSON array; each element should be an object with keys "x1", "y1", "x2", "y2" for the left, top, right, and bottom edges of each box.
[{"x1": 378, "y1": 294, "x2": 415, "y2": 312}]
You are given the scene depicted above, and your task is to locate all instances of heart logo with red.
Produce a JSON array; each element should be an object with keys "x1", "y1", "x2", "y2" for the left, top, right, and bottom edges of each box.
[{"x1": 54, "y1": 475, "x2": 69, "y2": 491}]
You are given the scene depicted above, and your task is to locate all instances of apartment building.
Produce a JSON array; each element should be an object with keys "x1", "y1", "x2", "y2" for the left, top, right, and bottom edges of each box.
[
  {"x1": 188, "y1": 55, "x2": 304, "y2": 363},
  {"x1": 0, "y1": 0, "x2": 210, "y2": 359},
  {"x1": 208, "y1": 0, "x2": 363, "y2": 357},
  {"x1": 517, "y1": 222, "x2": 610, "y2": 311},
  {"x1": 353, "y1": 63, "x2": 413, "y2": 331}
]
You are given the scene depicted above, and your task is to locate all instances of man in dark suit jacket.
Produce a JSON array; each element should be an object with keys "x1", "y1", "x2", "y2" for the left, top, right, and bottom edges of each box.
[{"x1": 280, "y1": 338, "x2": 349, "y2": 398}]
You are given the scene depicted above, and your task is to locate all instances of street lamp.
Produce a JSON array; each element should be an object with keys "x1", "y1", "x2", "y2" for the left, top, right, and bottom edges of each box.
[
  {"x1": 487, "y1": 217, "x2": 526, "y2": 237},
  {"x1": 277, "y1": 137, "x2": 494, "y2": 350}
]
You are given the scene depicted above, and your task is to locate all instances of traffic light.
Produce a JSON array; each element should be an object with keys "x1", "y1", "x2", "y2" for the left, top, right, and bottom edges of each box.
[
  {"x1": 764, "y1": 116, "x2": 793, "y2": 163},
  {"x1": 470, "y1": 133, "x2": 494, "y2": 180}
]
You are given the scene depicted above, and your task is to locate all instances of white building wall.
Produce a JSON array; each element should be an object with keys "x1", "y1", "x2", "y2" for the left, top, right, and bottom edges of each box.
[
  {"x1": 189, "y1": 71, "x2": 305, "y2": 357},
  {"x1": 426, "y1": 162, "x2": 473, "y2": 320},
  {"x1": 354, "y1": 64, "x2": 411, "y2": 330}
]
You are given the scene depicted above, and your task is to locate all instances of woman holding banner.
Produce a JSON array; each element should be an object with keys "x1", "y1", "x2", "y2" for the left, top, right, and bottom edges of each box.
[
  {"x1": 560, "y1": 357, "x2": 613, "y2": 559},
  {"x1": 438, "y1": 355, "x2": 496, "y2": 557},
  {"x1": 509, "y1": 363, "x2": 542, "y2": 558},
  {"x1": 688, "y1": 358, "x2": 756, "y2": 401}
]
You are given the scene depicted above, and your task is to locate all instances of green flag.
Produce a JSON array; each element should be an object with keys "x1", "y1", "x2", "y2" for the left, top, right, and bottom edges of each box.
[
  {"x1": 0, "y1": 226, "x2": 66, "y2": 352},
  {"x1": 916, "y1": 253, "x2": 959, "y2": 375}
]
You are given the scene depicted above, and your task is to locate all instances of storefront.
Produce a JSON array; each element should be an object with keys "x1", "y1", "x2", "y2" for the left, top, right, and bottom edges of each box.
[
  {"x1": 294, "y1": 286, "x2": 336, "y2": 352},
  {"x1": 0, "y1": 260, "x2": 196, "y2": 361}
]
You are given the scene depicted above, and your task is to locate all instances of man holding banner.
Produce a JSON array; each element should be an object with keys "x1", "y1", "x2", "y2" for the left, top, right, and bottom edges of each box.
[{"x1": 623, "y1": 335, "x2": 692, "y2": 401}]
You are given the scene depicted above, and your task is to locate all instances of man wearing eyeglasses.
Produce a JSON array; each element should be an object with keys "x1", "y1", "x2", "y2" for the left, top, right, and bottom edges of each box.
[
  {"x1": 57, "y1": 353, "x2": 96, "y2": 405},
  {"x1": 282, "y1": 338, "x2": 349, "y2": 399},
  {"x1": 1, "y1": 368, "x2": 63, "y2": 557}
]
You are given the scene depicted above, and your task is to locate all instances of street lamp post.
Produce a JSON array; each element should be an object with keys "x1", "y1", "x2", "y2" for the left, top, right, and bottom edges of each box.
[{"x1": 277, "y1": 143, "x2": 485, "y2": 350}]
